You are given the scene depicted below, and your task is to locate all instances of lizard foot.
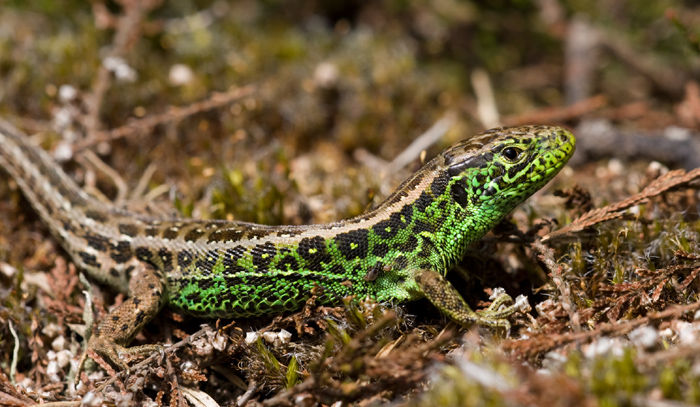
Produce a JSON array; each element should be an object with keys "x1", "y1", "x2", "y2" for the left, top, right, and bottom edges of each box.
[
  {"x1": 76, "y1": 335, "x2": 164, "y2": 383},
  {"x1": 414, "y1": 269, "x2": 530, "y2": 333}
]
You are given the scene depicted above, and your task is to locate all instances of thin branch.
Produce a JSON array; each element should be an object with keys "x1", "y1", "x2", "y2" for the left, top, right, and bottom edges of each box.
[
  {"x1": 75, "y1": 85, "x2": 256, "y2": 151},
  {"x1": 387, "y1": 113, "x2": 456, "y2": 173},
  {"x1": 85, "y1": 0, "x2": 163, "y2": 139}
]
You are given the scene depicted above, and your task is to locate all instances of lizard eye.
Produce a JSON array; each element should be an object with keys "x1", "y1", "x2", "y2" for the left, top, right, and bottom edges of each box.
[{"x1": 501, "y1": 147, "x2": 521, "y2": 162}]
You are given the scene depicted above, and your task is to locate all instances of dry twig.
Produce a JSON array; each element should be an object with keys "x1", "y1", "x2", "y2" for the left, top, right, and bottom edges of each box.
[
  {"x1": 75, "y1": 85, "x2": 256, "y2": 151},
  {"x1": 505, "y1": 300, "x2": 700, "y2": 360},
  {"x1": 543, "y1": 168, "x2": 700, "y2": 242}
]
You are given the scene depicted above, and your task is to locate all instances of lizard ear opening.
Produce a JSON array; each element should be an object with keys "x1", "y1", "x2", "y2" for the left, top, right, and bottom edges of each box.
[{"x1": 451, "y1": 179, "x2": 470, "y2": 208}]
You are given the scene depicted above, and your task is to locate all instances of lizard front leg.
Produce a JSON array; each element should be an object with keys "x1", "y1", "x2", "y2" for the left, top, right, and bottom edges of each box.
[
  {"x1": 413, "y1": 269, "x2": 530, "y2": 331},
  {"x1": 77, "y1": 258, "x2": 167, "y2": 378}
]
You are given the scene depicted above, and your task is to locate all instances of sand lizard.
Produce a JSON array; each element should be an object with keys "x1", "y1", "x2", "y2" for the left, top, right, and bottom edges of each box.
[{"x1": 0, "y1": 120, "x2": 575, "y2": 375}]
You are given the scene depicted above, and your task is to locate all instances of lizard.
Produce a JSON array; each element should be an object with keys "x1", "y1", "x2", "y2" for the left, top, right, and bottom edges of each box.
[{"x1": 0, "y1": 119, "x2": 575, "y2": 375}]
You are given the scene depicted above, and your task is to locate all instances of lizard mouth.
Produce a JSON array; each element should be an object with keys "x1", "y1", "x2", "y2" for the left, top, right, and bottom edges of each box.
[{"x1": 531, "y1": 127, "x2": 576, "y2": 181}]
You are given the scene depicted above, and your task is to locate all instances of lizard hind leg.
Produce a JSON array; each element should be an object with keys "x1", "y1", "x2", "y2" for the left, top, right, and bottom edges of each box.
[
  {"x1": 412, "y1": 269, "x2": 529, "y2": 332},
  {"x1": 76, "y1": 258, "x2": 167, "y2": 378}
]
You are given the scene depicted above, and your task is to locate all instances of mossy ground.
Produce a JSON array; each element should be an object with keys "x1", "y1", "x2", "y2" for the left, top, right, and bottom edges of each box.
[{"x1": 1, "y1": 1, "x2": 700, "y2": 406}]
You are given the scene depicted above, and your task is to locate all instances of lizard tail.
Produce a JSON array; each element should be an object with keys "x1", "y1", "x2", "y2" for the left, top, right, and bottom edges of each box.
[{"x1": 0, "y1": 120, "x2": 109, "y2": 257}]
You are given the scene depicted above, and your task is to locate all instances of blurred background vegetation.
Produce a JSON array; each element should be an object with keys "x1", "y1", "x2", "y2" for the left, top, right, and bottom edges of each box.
[{"x1": 2, "y1": 0, "x2": 700, "y2": 406}]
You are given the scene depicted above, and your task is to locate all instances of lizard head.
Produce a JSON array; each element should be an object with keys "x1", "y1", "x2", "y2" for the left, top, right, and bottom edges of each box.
[{"x1": 442, "y1": 125, "x2": 576, "y2": 223}]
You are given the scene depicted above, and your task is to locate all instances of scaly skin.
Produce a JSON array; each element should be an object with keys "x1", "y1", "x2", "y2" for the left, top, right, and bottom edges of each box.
[{"x1": 0, "y1": 120, "x2": 575, "y2": 375}]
